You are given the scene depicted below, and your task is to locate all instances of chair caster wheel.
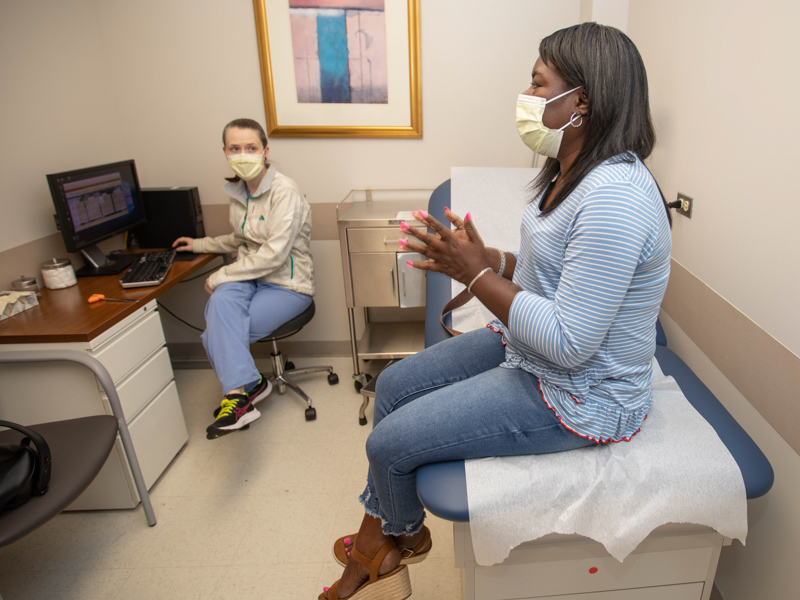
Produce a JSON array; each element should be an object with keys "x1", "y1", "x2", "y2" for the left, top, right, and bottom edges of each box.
[
  {"x1": 305, "y1": 407, "x2": 316, "y2": 421},
  {"x1": 328, "y1": 373, "x2": 339, "y2": 385},
  {"x1": 285, "y1": 361, "x2": 295, "y2": 370},
  {"x1": 359, "y1": 416, "x2": 368, "y2": 426}
]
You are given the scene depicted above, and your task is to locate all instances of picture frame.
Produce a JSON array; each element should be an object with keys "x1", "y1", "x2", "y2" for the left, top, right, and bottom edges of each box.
[{"x1": 252, "y1": 0, "x2": 422, "y2": 138}]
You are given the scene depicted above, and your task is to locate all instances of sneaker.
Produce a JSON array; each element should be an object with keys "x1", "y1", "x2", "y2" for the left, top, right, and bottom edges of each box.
[
  {"x1": 206, "y1": 393, "x2": 261, "y2": 440},
  {"x1": 247, "y1": 375, "x2": 273, "y2": 405},
  {"x1": 212, "y1": 375, "x2": 272, "y2": 418}
]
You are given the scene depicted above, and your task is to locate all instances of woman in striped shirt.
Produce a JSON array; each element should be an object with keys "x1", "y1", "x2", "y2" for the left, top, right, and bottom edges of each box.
[{"x1": 320, "y1": 22, "x2": 671, "y2": 600}]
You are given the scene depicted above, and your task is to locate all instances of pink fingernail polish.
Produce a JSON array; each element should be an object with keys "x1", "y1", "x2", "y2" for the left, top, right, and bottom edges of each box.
[
  {"x1": 418, "y1": 209, "x2": 427, "y2": 218},
  {"x1": 465, "y1": 212, "x2": 472, "y2": 222},
  {"x1": 399, "y1": 221, "x2": 409, "y2": 231},
  {"x1": 444, "y1": 206, "x2": 450, "y2": 211},
  {"x1": 398, "y1": 238, "x2": 407, "y2": 247},
  {"x1": 406, "y1": 260, "x2": 414, "y2": 268}
]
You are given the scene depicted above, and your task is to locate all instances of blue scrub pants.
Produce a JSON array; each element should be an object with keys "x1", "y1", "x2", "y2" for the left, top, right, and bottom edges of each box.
[
  {"x1": 201, "y1": 281, "x2": 313, "y2": 394},
  {"x1": 359, "y1": 327, "x2": 596, "y2": 536}
]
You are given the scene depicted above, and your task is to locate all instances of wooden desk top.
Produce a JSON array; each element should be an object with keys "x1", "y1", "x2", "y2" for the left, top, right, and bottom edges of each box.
[{"x1": 0, "y1": 253, "x2": 215, "y2": 344}]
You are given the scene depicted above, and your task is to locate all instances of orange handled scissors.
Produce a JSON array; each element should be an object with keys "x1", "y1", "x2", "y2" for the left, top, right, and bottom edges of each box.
[{"x1": 87, "y1": 294, "x2": 137, "y2": 304}]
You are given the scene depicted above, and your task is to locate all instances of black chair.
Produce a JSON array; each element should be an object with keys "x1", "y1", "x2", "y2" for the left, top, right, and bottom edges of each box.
[
  {"x1": 0, "y1": 350, "x2": 156, "y2": 548},
  {"x1": 255, "y1": 300, "x2": 338, "y2": 421}
]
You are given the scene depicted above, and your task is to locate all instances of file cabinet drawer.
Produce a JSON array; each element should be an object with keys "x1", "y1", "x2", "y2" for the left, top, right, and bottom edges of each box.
[
  {"x1": 90, "y1": 310, "x2": 165, "y2": 383},
  {"x1": 104, "y1": 346, "x2": 173, "y2": 420}
]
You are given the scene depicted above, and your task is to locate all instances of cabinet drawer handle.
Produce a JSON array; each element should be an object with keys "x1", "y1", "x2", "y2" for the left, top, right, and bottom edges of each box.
[
  {"x1": 390, "y1": 269, "x2": 395, "y2": 294},
  {"x1": 383, "y1": 238, "x2": 401, "y2": 245}
]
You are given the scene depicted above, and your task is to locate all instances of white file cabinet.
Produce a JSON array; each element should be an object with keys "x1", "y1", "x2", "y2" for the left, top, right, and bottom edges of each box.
[
  {"x1": 337, "y1": 189, "x2": 431, "y2": 394},
  {"x1": 0, "y1": 301, "x2": 188, "y2": 509}
]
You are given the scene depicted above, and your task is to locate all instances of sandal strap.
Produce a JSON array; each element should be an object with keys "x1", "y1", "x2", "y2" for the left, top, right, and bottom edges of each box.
[
  {"x1": 399, "y1": 526, "x2": 430, "y2": 559},
  {"x1": 327, "y1": 580, "x2": 340, "y2": 600},
  {"x1": 350, "y1": 539, "x2": 396, "y2": 583}
]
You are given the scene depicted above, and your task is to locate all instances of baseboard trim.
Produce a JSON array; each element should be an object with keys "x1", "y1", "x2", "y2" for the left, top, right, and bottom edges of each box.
[{"x1": 168, "y1": 340, "x2": 351, "y2": 370}]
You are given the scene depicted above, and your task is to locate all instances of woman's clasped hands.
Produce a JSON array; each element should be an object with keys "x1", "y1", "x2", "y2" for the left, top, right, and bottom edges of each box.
[{"x1": 400, "y1": 208, "x2": 491, "y2": 289}]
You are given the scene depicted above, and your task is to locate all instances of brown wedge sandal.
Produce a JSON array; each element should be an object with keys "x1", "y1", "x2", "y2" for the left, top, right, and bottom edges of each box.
[
  {"x1": 320, "y1": 540, "x2": 412, "y2": 600},
  {"x1": 333, "y1": 526, "x2": 432, "y2": 567}
]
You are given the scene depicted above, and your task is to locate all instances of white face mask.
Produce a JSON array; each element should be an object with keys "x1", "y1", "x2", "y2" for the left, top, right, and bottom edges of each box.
[
  {"x1": 227, "y1": 151, "x2": 266, "y2": 181},
  {"x1": 515, "y1": 87, "x2": 582, "y2": 158}
]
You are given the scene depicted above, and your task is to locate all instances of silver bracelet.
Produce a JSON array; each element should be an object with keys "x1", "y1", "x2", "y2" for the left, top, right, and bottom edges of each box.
[
  {"x1": 467, "y1": 267, "x2": 493, "y2": 294},
  {"x1": 496, "y1": 250, "x2": 506, "y2": 278}
]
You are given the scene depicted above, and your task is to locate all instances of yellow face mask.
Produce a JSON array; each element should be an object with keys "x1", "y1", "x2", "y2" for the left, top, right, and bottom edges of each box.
[
  {"x1": 227, "y1": 152, "x2": 265, "y2": 181},
  {"x1": 515, "y1": 87, "x2": 581, "y2": 158}
]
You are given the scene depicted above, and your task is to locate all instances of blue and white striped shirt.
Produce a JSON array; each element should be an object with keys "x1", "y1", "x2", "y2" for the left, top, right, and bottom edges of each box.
[{"x1": 490, "y1": 155, "x2": 672, "y2": 443}]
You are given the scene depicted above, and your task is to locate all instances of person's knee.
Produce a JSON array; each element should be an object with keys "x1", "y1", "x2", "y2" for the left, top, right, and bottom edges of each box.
[{"x1": 365, "y1": 427, "x2": 394, "y2": 470}]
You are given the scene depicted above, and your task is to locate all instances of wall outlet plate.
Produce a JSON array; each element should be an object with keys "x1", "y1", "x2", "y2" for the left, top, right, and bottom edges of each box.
[{"x1": 676, "y1": 193, "x2": 693, "y2": 218}]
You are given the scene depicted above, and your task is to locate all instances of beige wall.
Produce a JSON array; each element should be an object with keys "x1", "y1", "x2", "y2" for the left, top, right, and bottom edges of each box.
[{"x1": 626, "y1": 2, "x2": 800, "y2": 599}]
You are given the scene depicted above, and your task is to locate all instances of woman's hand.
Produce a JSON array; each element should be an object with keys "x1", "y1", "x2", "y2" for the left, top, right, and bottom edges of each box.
[
  {"x1": 401, "y1": 208, "x2": 491, "y2": 286},
  {"x1": 172, "y1": 237, "x2": 194, "y2": 252}
]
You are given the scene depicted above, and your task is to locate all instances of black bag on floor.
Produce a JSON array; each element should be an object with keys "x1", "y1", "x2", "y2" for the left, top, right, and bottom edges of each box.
[{"x1": 0, "y1": 420, "x2": 51, "y2": 510}]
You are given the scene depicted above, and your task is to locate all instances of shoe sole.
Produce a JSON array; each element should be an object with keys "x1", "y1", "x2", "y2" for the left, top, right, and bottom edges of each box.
[
  {"x1": 206, "y1": 408, "x2": 261, "y2": 440},
  {"x1": 324, "y1": 564, "x2": 411, "y2": 600}
]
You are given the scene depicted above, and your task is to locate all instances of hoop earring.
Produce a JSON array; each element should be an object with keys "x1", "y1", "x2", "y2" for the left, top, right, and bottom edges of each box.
[{"x1": 569, "y1": 113, "x2": 583, "y2": 128}]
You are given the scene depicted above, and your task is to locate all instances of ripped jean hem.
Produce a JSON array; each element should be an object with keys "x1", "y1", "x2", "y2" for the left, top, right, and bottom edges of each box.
[{"x1": 358, "y1": 488, "x2": 426, "y2": 537}]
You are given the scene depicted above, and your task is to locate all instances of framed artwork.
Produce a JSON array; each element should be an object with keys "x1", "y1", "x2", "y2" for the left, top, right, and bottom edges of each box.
[{"x1": 252, "y1": 0, "x2": 422, "y2": 138}]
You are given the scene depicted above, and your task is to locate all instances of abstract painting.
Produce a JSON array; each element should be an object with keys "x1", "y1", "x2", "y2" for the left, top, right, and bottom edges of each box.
[
  {"x1": 290, "y1": 0, "x2": 388, "y2": 104},
  {"x1": 253, "y1": 0, "x2": 421, "y2": 137}
]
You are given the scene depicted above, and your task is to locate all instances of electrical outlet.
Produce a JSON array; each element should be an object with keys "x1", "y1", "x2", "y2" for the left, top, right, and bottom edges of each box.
[{"x1": 676, "y1": 193, "x2": 693, "y2": 218}]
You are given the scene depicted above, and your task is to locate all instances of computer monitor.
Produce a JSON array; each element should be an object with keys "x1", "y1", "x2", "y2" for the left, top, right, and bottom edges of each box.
[{"x1": 47, "y1": 160, "x2": 147, "y2": 276}]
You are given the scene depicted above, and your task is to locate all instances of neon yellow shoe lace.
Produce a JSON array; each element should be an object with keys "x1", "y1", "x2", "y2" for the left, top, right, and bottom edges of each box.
[{"x1": 216, "y1": 398, "x2": 238, "y2": 419}]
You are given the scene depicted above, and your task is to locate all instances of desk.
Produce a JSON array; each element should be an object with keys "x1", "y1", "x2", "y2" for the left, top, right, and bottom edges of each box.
[{"x1": 0, "y1": 253, "x2": 215, "y2": 510}]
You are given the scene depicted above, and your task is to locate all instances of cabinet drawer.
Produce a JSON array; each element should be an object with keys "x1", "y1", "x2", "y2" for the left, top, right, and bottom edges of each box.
[
  {"x1": 348, "y1": 227, "x2": 420, "y2": 253},
  {"x1": 105, "y1": 346, "x2": 174, "y2": 420},
  {"x1": 128, "y1": 380, "x2": 188, "y2": 489},
  {"x1": 532, "y1": 582, "x2": 704, "y2": 600},
  {"x1": 351, "y1": 253, "x2": 399, "y2": 306},
  {"x1": 474, "y1": 546, "x2": 713, "y2": 599},
  {"x1": 90, "y1": 310, "x2": 165, "y2": 383}
]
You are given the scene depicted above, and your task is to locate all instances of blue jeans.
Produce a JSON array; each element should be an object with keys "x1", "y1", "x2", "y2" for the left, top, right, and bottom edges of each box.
[
  {"x1": 201, "y1": 281, "x2": 312, "y2": 394},
  {"x1": 359, "y1": 327, "x2": 596, "y2": 536}
]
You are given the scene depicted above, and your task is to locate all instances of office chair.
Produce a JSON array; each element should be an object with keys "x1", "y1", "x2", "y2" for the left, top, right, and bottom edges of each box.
[
  {"x1": 255, "y1": 300, "x2": 338, "y2": 421},
  {"x1": 0, "y1": 350, "x2": 156, "y2": 548}
]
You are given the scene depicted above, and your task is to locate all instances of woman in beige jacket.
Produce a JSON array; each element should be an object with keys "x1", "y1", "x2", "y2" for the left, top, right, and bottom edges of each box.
[{"x1": 173, "y1": 118, "x2": 315, "y2": 440}]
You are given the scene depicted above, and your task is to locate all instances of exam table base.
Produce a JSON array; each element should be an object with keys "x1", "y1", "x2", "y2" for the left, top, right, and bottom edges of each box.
[{"x1": 453, "y1": 522, "x2": 726, "y2": 600}]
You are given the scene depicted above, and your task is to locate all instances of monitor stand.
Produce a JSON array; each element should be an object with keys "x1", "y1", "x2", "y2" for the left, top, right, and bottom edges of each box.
[{"x1": 75, "y1": 245, "x2": 139, "y2": 277}]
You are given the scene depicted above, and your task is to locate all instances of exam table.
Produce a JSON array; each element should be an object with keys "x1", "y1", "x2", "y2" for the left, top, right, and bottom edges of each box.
[{"x1": 416, "y1": 179, "x2": 774, "y2": 600}]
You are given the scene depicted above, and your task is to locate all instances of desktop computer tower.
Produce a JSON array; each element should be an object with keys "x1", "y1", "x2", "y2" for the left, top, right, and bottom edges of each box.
[{"x1": 134, "y1": 187, "x2": 205, "y2": 248}]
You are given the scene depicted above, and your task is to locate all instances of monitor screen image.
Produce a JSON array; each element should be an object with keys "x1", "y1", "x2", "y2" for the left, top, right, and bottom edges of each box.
[{"x1": 47, "y1": 160, "x2": 147, "y2": 276}]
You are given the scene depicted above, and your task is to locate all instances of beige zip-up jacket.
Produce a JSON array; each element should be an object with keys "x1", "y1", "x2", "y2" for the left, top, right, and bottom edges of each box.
[{"x1": 192, "y1": 166, "x2": 315, "y2": 296}]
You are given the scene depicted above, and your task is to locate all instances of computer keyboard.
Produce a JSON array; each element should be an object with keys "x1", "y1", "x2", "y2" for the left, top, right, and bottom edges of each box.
[{"x1": 119, "y1": 249, "x2": 176, "y2": 288}]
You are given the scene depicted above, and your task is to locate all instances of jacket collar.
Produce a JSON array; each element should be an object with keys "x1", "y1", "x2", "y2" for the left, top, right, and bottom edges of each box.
[{"x1": 223, "y1": 165, "x2": 276, "y2": 206}]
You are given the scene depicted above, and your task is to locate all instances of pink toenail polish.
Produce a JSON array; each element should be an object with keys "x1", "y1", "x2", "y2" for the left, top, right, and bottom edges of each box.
[
  {"x1": 323, "y1": 587, "x2": 329, "y2": 592},
  {"x1": 344, "y1": 537, "x2": 351, "y2": 544}
]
